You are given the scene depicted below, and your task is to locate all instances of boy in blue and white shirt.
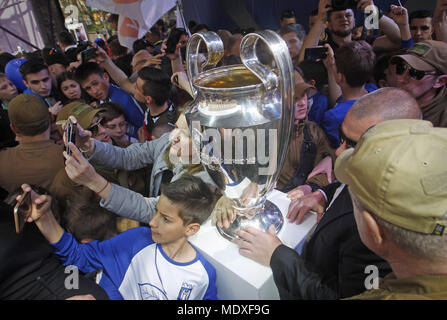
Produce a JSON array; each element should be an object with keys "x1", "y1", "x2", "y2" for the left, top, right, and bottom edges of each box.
[{"x1": 23, "y1": 175, "x2": 218, "y2": 300}]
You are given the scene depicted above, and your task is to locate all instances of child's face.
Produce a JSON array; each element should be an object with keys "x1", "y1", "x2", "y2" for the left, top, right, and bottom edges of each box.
[
  {"x1": 104, "y1": 115, "x2": 127, "y2": 139},
  {"x1": 149, "y1": 195, "x2": 189, "y2": 245}
]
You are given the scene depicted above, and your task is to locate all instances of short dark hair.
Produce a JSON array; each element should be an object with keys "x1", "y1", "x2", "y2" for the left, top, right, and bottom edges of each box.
[
  {"x1": 58, "y1": 30, "x2": 75, "y2": 46},
  {"x1": 281, "y1": 9, "x2": 296, "y2": 21},
  {"x1": 137, "y1": 66, "x2": 174, "y2": 106},
  {"x1": 335, "y1": 40, "x2": 375, "y2": 87},
  {"x1": 74, "y1": 62, "x2": 105, "y2": 84},
  {"x1": 409, "y1": 9, "x2": 433, "y2": 24},
  {"x1": 65, "y1": 188, "x2": 117, "y2": 242},
  {"x1": 160, "y1": 175, "x2": 215, "y2": 226},
  {"x1": 98, "y1": 101, "x2": 126, "y2": 123},
  {"x1": 19, "y1": 61, "x2": 49, "y2": 80}
]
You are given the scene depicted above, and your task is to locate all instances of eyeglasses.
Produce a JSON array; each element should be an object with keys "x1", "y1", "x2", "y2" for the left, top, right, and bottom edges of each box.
[
  {"x1": 88, "y1": 117, "x2": 104, "y2": 134},
  {"x1": 338, "y1": 124, "x2": 357, "y2": 148},
  {"x1": 390, "y1": 58, "x2": 438, "y2": 81}
]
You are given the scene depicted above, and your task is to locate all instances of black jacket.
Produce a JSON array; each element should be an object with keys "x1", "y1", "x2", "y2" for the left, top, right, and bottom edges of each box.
[
  {"x1": 270, "y1": 184, "x2": 391, "y2": 299},
  {"x1": 0, "y1": 202, "x2": 109, "y2": 299}
]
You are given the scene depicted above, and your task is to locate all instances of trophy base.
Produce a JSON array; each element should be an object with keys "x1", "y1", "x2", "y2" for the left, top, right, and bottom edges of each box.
[{"x1": 216, "y1": 200, "x2": 284, "y2": 241}]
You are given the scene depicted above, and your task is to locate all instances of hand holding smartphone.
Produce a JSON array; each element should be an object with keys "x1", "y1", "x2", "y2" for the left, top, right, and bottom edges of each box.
[
  {"x1": 304, "y1": 46, "x2": 329, "y2": 61},
  {"x1": 65, "y1": 116, "x2": 77, "y2": 156},
  {"x1": 14, "y1": 190, "x2": 32, "y2": 234}
]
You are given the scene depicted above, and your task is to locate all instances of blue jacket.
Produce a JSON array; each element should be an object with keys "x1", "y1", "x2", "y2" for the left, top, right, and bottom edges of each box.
[
  {"x1": 108, "y1": 84, "x2": 144, "y2": 139},
  {"x1": 321, "y1": 83, "x2": 378, "y2": 148},
  {"x1": 51, "y1": 227, "x2": 218, "y2": 300}
]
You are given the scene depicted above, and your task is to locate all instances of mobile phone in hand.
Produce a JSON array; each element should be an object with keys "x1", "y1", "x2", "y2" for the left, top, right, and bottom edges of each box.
[
  {"x1": 65, "y1": 117, "x2": 77, "y2": 156},
  {"x1": 304, "y1": 46, "x2": 328, "y2": 61},
  {"x1": 14, "y1": 190, "x2": 32, "y2": 234}
]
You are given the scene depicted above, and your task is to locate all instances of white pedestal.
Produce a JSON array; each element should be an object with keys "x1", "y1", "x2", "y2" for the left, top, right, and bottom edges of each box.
[{"x1": 189, "y1": 189, "x2": 317, "y2": 300}]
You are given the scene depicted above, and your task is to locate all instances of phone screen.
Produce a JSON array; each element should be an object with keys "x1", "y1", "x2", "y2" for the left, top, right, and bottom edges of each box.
[
  {"x1": 304, "y1": 47, "x2": 328, "y2": 61},
  {"x1": 65, "y1": 118, "x2": 77, "y2": 156},
  {"x1": 13, "y1": 191, "x2": 32, "y2": 234}
]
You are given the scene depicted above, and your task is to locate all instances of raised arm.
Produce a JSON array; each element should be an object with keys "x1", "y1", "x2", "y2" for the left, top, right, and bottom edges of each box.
[
  {"x1": 298, "y1": 0, "x2": 332, "y2": 63},
  {"x1": 20, "y1": 184, "x2": 63, "y2": 244},
  {"x1": 95, "y1": 44, "x2": 135, "y2": 95}
]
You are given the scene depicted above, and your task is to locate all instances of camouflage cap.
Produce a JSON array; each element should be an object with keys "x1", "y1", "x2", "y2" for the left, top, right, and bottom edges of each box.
[
  {"x1": 335, "y1": 119, "x2": 447, "y2": 235},
  {"x1": 393, "y1": 40, "x2": 447, "y2": 74}
]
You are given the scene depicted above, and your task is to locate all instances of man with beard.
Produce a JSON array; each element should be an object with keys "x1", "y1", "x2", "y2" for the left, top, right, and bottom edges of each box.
[{"x1": 298, "y1": 0, "x2": 402, "y2": 62}]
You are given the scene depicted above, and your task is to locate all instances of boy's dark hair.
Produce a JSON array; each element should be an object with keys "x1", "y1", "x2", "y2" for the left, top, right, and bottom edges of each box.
[
  {"x1": 334, "y1": 40, "x2": 375, "y2": 88},
  {"x1": 409, "y1": 9, "x2": 433, "y2": 24},
  {"x1": 281, "y1": 9, "x2": 296, "y2": 21},
  {"x1": 74, "y1": 62, "x2": 105, "y2": 84},
  {"x1": 98, "y1": 101, "x2": 126, "y2": 123},
  {"x1": 160, "y1": 175, "x2": 215, "y2": 226},
  {"x1": 137, "y1": 66, "x2": 175, "y2": 106},
  {"x1": 64, "y1": 188, "x2": 117, "y2": 242},
  {"x1": 19, "y1": 60, "x2": 49, "y2": 80},
  {"x1": 298, "y1": 60, "x2": 328, "y2": 91},
  {"x1": 58, "y1": 30, "x2": 76, "y2": 46}
]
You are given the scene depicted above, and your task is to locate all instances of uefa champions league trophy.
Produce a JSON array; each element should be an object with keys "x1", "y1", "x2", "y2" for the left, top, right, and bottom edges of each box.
[{"x1": 184, "y1": 30, "x2": 294, "y2": 241}]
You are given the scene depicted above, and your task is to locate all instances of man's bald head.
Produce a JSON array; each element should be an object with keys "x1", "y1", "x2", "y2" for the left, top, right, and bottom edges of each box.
[
  {"x1": 348, "y1": 87, "x2": 422, "y2": 122},
  {"x1": 338, "y1": 88, "x2": 422, "y2": 151}
]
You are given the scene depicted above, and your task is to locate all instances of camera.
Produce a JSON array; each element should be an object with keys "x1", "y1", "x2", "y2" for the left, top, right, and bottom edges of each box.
[
  {"x1": 80, "y1": 47, "x2": 97, "y2": 64},
  {"x1": 304, "y1": 46, "x2": 328, "y2": 61},
  {"x1": 331, "y1": 0, "x2": 358, "y2": 11}
]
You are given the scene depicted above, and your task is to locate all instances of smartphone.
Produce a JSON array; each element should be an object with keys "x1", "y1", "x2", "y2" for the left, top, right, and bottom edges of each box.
[
  {"x1": 13, "y1": 190, "x2": 32, "y2": 234},
  {"x1": 44, "y1": 97, "x2": 57, "y2": 107},
  {"x1": 65, "y1": 117, "x2": 77, "y2": 156},
  {"x1": 81, "y1": 47, "x2": 97, "y2": 64},
  {"x1": 304, "y1": 46, "x2": 328, "y2": 61},
  {"x1": 331, "y1": 0, "x2": 358, "y2": 11}
]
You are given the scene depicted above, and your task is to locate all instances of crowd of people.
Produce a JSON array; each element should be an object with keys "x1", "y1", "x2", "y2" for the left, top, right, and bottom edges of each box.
[{"x1": 0, "y1": 0, "x2": 446, "y2": 300}]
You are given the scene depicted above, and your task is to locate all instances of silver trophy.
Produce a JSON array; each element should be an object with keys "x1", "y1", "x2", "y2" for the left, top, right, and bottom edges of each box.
[{"x1": 184, "y1": 30, "x2": 294, "y2": 241}]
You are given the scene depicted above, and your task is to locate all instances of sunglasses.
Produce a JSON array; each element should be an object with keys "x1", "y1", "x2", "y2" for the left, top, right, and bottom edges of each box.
[
  {"x1": 338, "y1": 124, "x2": 357, "y2": 148},
  {"x1": 88, "y1": 117, "x2": 104, "y2": 134},
  {"x1": 390, "y1": 58, "x2": 438, "y2": 81}
]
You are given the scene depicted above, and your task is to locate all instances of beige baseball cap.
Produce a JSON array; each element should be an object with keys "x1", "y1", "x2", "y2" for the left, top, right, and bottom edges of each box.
[
  {"x1": 392, "y1": 40, "x2": 447, "y2": 74},
  {"x1": 335, "y1": 119, "x2": 447, "y2": 235}
]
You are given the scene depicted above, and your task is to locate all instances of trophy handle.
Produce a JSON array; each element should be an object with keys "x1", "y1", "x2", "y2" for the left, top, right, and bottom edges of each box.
[
  {"x1": 239, "y1": 30, "x2": 295, "y2": 185},
  {"x1": 186, "y1": 31, "x2": 224, "y2": 98},
  {"x1": 239, "y1": 30, "x2": 294, "y2": 100}
]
